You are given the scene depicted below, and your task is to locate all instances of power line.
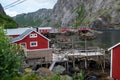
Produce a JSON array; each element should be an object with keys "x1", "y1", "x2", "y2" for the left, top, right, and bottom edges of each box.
[
  {"x1": 4, "y1": 0, "x2": 21, "y2": 8},
  {"x1": 4, "y1": 0, "x2": 27, "y2": 9},
  {"x1": 4, "y1": 0, "x2": 27, "y2": 10}
]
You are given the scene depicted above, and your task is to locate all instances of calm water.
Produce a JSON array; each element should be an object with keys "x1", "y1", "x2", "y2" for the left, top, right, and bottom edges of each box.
[
  {"x1": 84, "y1": 30, "x2": 120, "y2": 48},
  {"x1": 96, "y1": 30, "x2": 120, "y2": 48}
]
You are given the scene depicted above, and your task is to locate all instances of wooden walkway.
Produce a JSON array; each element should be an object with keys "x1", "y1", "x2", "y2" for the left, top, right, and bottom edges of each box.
[
  {"x1": 49, "y1": 47, "x2": 105, "y2": 70},
  {"x1": 52, "y1": 48, "x2": 105, "y2": 62}
]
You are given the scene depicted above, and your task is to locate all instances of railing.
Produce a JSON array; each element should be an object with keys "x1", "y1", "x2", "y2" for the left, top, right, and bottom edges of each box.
[
  {"x1": 49, "y1": 48, "x2": 105, "y2": 71},
  {"x1": 52, "y1": 48, "x2": 105, "y2": 60}
]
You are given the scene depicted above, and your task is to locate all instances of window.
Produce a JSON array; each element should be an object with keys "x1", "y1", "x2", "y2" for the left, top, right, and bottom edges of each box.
[
  {"x1": 30, "y1": 33, "x2": 37, "y2": 38},
  {"x1": 30, "y1": 41, "x2": 37, "y2": 47},
  {"x1": 20, "y1": 43, "x2": 26, "y2": 48}
]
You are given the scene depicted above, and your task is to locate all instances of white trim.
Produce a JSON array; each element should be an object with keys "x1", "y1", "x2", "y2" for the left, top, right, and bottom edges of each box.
[
  {"x1": 30, "y1": 41, "x2": 38, "y2": 47},
  {"x1": 110, "y1": 49, "x2": 113, "y2": 78},
  {"x1": 48, "y1": 40, "x2": 50, "y2": 48},
  {"x1": 26, "y1": 48, "x2": 52, "y2": 51},
  {"x1": 5, "y1": 27, "x2": 52, "y2": 35},
  {"x1": 37, "y1": 31, "x2": 50, "y2": 41},
  {"x1": 29, "y1": 33, "x2": 37, "y2": 38},
  {"x1": 12, "y1": 30, "x2": 33, "y2": 43},
  {"x1": 12, "y1": 30, "x2": 50, "y2": 43},
  {"x1": 108, "y1": 42, "x2": 120, "y2": 51}
]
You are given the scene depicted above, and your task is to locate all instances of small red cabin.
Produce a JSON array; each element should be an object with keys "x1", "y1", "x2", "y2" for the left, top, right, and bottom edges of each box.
[
  {"x1": 78, "y1": 26, "x2": 91, "y2": 31},
  {"x1": 39, "y1": 27, "x2": 52, "y2": 34},
  {"x1": 11, "y1": 29, "x2": 50, "y2": 50},
  {"x1": 108, "y1": 42, "x2": 120, "y2": 80},
  {"x1": 59, "y1": 27, "x2": 70, "y2": 32}
]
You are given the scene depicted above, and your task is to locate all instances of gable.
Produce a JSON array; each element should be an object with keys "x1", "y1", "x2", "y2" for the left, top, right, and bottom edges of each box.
[
  {"x1": 11, "y1": 29, "x2": 50, "y2": 43},
  {"x1": 108, "y1": 42, "x2": 120, "y2": 51}
]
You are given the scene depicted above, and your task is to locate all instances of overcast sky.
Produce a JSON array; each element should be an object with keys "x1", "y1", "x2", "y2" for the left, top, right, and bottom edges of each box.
[{"x1": 0, "y1": 0, "x2": 57, "y2": 17}]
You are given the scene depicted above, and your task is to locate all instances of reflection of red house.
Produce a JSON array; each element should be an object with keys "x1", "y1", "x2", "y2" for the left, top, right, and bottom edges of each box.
[
  {"x1": 108, "y1": 42, "x2": 120, "y2": 80},
  {"x1": 11, "y1": 29, "x2": 50, "y2": 50}
]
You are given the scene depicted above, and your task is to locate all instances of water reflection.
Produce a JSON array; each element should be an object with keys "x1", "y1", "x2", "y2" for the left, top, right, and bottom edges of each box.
[{"x1": 96, "y1": 30, "x2": 120, "y2": 48}]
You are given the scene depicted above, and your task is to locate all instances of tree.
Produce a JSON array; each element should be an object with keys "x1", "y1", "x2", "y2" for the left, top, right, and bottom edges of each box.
[
  {"x1": 0, "y1": 26, "x2": 24, "y2": 80},
  {"x1": 0, "y1": 14, "x2": 18, "y2": 29}
]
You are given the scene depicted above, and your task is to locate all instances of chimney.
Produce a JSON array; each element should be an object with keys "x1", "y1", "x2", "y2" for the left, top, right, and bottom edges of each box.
[{"x1": 35, "y1": 27, "x2": 39, "y2": 33}]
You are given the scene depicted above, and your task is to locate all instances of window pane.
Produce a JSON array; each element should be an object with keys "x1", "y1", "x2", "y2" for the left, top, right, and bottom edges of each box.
[
  {"x1": 30, "y1": 42, "x2": 37, "y2": 47},
  {"x1": 30, "y1": 34, "x2": 37, "y2": 38}
]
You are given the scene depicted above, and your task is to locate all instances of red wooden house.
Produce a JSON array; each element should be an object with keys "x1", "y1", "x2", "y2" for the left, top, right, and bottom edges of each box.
[
  {"x1": 108, "y1": 42, "x2": 120, "y2": 80},
  {"x1": 11, "y1": 29, "x2": 50, "y2": 50},
  {"x1": 39, "y1": 27, "x2": 52, "y2": 34},
  {"x1": 6, "y1": 27, "x2": 53, "y2": 38}
]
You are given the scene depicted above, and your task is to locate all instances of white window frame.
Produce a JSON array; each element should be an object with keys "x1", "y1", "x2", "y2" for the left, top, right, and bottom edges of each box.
[
  {"x1": 30, "y1": 33, "x2": 37, "y2": 38},
  {"x1": 30, "y1": 41, "x2": 38, "y2": 47},
  {"x1": 20, "y1": 42, "x2": 26, "y2": 48}
]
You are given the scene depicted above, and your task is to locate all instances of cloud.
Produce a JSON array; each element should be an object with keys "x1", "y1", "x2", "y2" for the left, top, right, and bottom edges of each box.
[
  {"x1": 1, "y1": 0, "x2": 57, "y2": 16},
  {"x1": 5, "y1": 10, "x2": 18, "y2": 17}
]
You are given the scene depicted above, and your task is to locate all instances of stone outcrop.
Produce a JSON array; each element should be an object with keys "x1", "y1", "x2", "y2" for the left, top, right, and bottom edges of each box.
[
  {"x1": 0, "y1": 3, "x2": 6, "y2": 14},
  {"x1": 14, "y1": 0, "x2": 120, "y2": 30}
]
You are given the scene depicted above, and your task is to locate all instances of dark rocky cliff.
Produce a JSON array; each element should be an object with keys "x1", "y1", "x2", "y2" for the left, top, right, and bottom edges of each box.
[{"x1": 0, "y1": 3, "x2": 6, "y2": 14}]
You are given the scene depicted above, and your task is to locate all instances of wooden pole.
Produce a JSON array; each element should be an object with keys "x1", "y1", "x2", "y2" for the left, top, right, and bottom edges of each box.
[
  {"x1": 85, "y1": 58, "x2": 87, "y2": 69},
  {"x1": 85, "y1": 38, "x2": 88, "y2": 69},
  {"x1": 66, "y1": 61, "x2": 69, "y2": 73},
  {"x1": 103, "y1": 50, "x2": 106, "y2": 69},
  {"x1": 73, "y1": 56, "x2": 75, "y2": 68}
]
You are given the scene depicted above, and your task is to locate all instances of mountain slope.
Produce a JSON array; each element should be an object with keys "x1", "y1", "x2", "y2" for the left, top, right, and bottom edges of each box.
[
  {"x1": 0, "y1": 4, "x2": 5, "y2": 14},
  {"x1": 0, "y1": 3, "x2": 18, "y2": 29},
  {"x1": 14, "y1": 9, "x2": 52, "y2": 27},
  {"x1": 13, "y1": 0, "x2": 120, "y2": 30}
]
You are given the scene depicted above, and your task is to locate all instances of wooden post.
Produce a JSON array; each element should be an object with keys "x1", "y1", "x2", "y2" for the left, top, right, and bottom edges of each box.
[
  {"x1": 66, "y1": 61, "x2": 69, "y2": 73},
  {"x1": 103, "y1": 50, "x2": 106, "y2": 69},
  {"x1": 85, "y1": 38, "x2": 88, "y2": 69},
  {"x1": 100, "y1": 56, "x2": 105, "y2": 73},
  {"x1": 85, "y1": 58, "x2": 87, "y2": 69},
  {"x1": 46, "y1": 63, "x2": 48, "y2": 68},
  {"x1": 73, "y1": 56, "x2": 75, "y2": 68}
]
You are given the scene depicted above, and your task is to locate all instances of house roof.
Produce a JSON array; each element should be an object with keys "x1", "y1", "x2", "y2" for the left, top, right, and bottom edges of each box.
[
  {"x1": 5, "y1": 27, "x2": 53, "y2": 35},
  {"x1": 38, "y1": 27, "x2": 52, "y2": 30},
  {"x1": 11, "y1": 29, "x2": 50, "y2": 43},
  {"x1": 5, "y1": 28, "x2": 30, "y2": 35},
  {"x1": 108, "y1": 42, "x2": 120, "y2": 51}
]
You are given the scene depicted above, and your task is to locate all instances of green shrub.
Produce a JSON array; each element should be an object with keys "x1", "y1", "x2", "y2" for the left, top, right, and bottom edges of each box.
[
  {"x1": 73, "y1": 70, "x2": 84, "y2": 80},
  {"x1": 0, "y1": 26, "x2": 24, "y2": 80}
]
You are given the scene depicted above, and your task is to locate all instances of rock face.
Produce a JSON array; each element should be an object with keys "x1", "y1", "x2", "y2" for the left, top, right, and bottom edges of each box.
[
  {"x1": 14, "y1": 9, "x2": 52, "y2": 26},
  {"x1": 0, "y1": 3, "x2": 6, "y2": 14},
  {"x1": 46, "y1": 0, "x2": 80, "y2": 27},
  {"x1": 14, "y1": 0, "x2": 120, "y2": 30}
]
